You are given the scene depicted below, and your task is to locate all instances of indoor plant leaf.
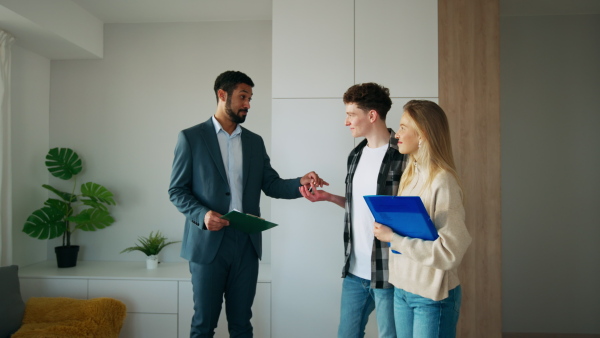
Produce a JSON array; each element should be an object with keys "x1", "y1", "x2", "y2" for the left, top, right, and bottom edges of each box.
[
  {"x1": 43, "y1": 198, "x2": 72, "y2": 216},
  {"x1": 45, "y1": 147, "x2": 83, "y2": 180},
  {"x1": 22, "y1": 147, "x2": 117, "y2": 258},
  {"x1": 43, "y1": 184, "x2": 78, "y2": 203},
  {"x1": 80, "y1": 198, "x2": 109, "y2": 212},
  {"x1": 69, "y1": 208, "x2": 115, "y2": 231},
  {"x1": 120, "y1": 231, "x2": 180, "y2": 256},
  {"x1": 80, "y1": 182, "x2": 116, "y2": 205},
  {"x1": 23, "y1": 207, "x2": 66, "y2": 240},
  {"x1": 156, "y1": 240, "x2": 181, "y2": 253}
]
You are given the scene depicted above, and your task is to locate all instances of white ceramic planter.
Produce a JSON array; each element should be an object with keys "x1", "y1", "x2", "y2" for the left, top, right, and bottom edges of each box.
[{"x1": 146, "y1": 255, "x2": 158, "y2": 269}]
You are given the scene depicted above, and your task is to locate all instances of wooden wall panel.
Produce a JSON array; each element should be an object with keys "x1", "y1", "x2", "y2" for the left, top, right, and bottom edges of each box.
[{"x1": 438, "y1": 1, "x2": 502, "y2": 337}]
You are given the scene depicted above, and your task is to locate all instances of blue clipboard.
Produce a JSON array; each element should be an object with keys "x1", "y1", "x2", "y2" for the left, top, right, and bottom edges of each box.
[{"x1": 363, "y1": 195, "x2": 439, "y2": 254}]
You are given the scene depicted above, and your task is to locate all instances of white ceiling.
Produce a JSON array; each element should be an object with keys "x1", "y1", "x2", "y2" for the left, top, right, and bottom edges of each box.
[
  {"x1": 70, "y1": 0, "x2": 273, "y2": 23},
  {"x1": 0, "y1": 0, "x2": 274, "y2": 59},
  {"x1": 71, "y1": 0, "x2": 600, "y2": 22},
  {"x1": 2, "y1": 0, "x2": 600, "y2": 60},
  {"x1": 27, "y1": 0, "x2": 600, "y2": 24}
]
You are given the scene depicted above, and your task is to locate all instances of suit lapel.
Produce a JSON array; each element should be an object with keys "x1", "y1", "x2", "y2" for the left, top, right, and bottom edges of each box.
[
  {"x1": 241, "y1": 128, "x2": 252, "y2": 190},
  {"x1": 200, "y1": 118, "x2": 228, "y2": 184}
]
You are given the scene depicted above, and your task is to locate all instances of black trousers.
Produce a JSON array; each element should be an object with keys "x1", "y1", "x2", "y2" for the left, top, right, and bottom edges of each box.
[{"x1": 189, "y1": 227, "x2": 259, "y2": 338}]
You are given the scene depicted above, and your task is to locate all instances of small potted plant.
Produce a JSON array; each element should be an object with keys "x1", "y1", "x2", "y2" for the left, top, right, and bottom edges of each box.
[
  {"x1": 120, "y1": 231, "x2": 180, "y2": 269},
  {"x1": 22, "y1": 147, "x2": 117, "y2": 268}
]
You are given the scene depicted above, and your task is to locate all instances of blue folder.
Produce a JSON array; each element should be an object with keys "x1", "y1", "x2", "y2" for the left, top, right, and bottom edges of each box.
[{"x1": 363, "y1": 195, "x2": 439, "y2": 254}]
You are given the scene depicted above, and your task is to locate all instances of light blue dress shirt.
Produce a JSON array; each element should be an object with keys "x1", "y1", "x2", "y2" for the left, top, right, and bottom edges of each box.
[{"x1": 212, "y1": 116, "x2": 243, "y2": 213}]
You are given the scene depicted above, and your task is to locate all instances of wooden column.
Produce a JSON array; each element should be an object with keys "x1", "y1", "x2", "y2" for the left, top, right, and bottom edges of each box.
[{"x1": 438, "y1": 0, "x2": 502, "y2": 337}]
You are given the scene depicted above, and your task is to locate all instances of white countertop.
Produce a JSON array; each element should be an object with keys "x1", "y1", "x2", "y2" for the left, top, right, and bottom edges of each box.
[{"x1": 19, "y1": 260, "x2": 272, "y2": 282}]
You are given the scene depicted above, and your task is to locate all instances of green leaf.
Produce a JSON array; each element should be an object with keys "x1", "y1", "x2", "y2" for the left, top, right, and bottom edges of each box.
[
  {"x1": 45, "y1": 147, "x2": 82, "y2": 180},
  {"x1": 43, "y1": 184, "x2": 77, "y2": 203},
  {"x1": 43, "y1": 198, "x2": 72, "y2": 216},
  {"x1": 23, "y1": 207, "x2": 66, "y2": 240},
  {"x1": 119, "y1": 246, "x2": 151, "y2": 256},
  {"x1": 120, "y1": 231, "x2": 180, "y2": 256},
  {"x1": 81, "y1": 199, "x2": 108, "y2": 212},
  {"x1": 80, "y1": 182, "x2": 116, "y2": 205},
  {"x1": 69, "y1": 208, "x2": 115, "y2": 231}
]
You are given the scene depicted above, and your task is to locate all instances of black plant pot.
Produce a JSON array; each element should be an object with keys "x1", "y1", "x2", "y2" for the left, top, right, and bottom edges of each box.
[{"x1": 55, "y1": 245, "x2": 80, "y2": 268}]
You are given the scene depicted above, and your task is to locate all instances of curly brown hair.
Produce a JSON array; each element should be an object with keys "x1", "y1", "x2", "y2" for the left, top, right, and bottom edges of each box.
[{"x1": 343, "y1": 82, "x2": 392, "y2": 120}]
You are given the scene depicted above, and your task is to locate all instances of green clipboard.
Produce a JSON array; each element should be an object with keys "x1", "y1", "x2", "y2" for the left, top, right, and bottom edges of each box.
[{"x1": 220, "y1": 210, "x2": 278, "y2": 234}]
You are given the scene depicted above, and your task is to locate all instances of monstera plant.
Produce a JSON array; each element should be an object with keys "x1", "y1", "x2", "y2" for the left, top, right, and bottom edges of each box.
[{"x1": 22, "y1": 148, "x2": 117, "y2": 267}]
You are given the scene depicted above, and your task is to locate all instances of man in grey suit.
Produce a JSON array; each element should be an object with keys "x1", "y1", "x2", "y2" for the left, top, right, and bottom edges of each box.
[{"x1": 169, "y1": 70, "x2": 326, "y2": 338}]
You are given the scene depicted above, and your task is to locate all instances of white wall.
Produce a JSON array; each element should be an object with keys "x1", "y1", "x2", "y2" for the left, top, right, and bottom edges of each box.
[
  {"x1": 39, "y1": 20, "x2": 274, "y2": 263},
  {"x1": 10, "y1": 45, "x2": 50, "y2": 266},
  {"x1": 501, "y1": 14, "x2": 600, "y2": 334}
]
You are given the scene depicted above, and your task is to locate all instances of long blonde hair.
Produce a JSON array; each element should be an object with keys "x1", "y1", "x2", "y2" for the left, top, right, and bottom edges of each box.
[{"x1": 398, "y1": 100, "x2": 462, "y2": 195}]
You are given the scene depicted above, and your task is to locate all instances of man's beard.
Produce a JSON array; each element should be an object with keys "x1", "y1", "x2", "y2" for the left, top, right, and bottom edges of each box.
[{"x1": 226, "y1": 96, "x2": 247, "y2": 124}]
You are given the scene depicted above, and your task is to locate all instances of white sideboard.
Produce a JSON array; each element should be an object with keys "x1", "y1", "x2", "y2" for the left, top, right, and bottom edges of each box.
[{"x1": 18, "y1": 260, "x2": 271, "y2": 338}]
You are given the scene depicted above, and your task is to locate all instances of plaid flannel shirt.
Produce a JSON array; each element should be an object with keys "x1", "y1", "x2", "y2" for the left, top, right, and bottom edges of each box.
[{"x1": 341, "y1": 129, "x2": 407, "y2": 288}]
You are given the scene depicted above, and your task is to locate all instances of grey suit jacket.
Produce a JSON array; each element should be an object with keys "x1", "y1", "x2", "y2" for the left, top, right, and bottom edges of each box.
[{"x1": 169, "y1": 117, "x2": 301, "y2": 264}]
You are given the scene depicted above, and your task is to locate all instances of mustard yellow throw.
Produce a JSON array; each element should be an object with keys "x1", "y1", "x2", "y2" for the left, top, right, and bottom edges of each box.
[{"x1": 12, "y1": 297, "x2": 126, "y2": 338}]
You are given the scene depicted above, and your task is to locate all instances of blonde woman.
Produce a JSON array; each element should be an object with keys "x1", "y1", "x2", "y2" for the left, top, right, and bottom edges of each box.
[{"x1": 373, "y1": 100, "x2": 471, "y2": 338}]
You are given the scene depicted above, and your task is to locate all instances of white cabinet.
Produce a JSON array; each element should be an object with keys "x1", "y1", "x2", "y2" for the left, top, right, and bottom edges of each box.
[
  {"x1": 269, "y1": 3, "x2": 439, "y2": 329},
  {"x1": 19, "y1": 277, "x2": 88, "y2": 300},
  {"x1": 120, "y1": 313, "x2": 178, "y2": 338},
  {"x1": 273, "y1": 0, "x2": 438, "y2": 99},
  {"x1": 270, "y1": 98, "x2": 351, "y2": 337},
  {"x1": 272, "y1": 0, "x2": 354, "y2": 98},
  {"x1": 178, "y1": 281, "x2": 195, "y2": 338},
  {"x1": 88, "y1": 279, "x2": 179, "y2": 338},
  {"x1": 18, "y1": 261, "x2": 271, "y2": 338},
  {"x1": 355, "y1": 0, "x2": 438, "y2": 98},
  {"x1": 88, "y1": 279, "x2": 178, "y2": 313}
]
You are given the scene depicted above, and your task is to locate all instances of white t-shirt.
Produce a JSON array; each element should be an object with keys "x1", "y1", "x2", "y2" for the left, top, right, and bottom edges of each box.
[{"x1": 349, "y1": 143, "x2": 388, "y2": 280}]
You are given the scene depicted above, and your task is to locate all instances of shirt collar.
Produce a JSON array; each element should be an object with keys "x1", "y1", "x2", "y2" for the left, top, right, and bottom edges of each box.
[{"x1": 212, "y1": 115, "x2": 242, "y2": 137}]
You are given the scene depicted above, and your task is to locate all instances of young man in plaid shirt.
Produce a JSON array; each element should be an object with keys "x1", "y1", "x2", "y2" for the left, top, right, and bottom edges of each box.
[{"x1": 300, "y1": 83, "x2": 406, "y2": 337}]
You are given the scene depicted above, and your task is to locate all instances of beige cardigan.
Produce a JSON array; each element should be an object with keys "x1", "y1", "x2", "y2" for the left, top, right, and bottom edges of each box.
[{"x1": 388, "y1": 167, "x2": 471, "y2": 301}]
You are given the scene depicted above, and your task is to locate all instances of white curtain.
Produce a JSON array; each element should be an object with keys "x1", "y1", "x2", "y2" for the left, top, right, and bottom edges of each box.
[{"x1": 0, "y1": 29, "x2": 15, "y2": 266}]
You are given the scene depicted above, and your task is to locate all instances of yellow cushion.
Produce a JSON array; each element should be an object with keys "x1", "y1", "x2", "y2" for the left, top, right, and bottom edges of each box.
[{"x1": 12, "y1": 297, "x2": 126, "y2": 338}]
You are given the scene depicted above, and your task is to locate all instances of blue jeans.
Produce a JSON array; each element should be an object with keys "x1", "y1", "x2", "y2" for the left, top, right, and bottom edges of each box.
[
  {"x1": 393, "y1": 286, "x2": 462, "y2": 338},
  {"x1": 338, "y1": 273, "x2": 395, "y2": 338}
]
